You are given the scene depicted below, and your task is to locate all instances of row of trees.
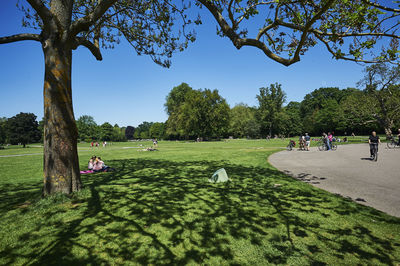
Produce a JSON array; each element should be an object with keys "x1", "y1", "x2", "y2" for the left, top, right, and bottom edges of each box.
[
  {"x1": 3, "y1": 62, "x2": 399, "y2": 147},
  {"x1": 76, "y1": 115, "x2": 126, "y2": 142},
  {"x1": 0, "y1": 114, "x2": 128, "y2": 146},
  {"x1": 162, "y1": 63, "x2": 400, "y2": 139},
  {"x1": 0, "y1": 113, "x2": 41, "y2": 147},
  {"x1": 298, "y1": 63, "x2": 400, "y2": 137}
]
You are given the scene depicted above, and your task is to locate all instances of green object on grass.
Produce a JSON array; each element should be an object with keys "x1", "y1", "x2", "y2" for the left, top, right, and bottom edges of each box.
[{"x1": 209, "y1": 168, "x2": 229, "y2": 183}]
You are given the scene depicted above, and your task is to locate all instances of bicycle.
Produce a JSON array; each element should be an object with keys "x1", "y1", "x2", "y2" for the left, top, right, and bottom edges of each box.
[
  {"x1": 370, "y1": 143, "x2": 378, "y2": 161},
  {"x1": 317, "y1": 140, "x2": 337, "y2": 151},
  {"x1": 387, "y1": 136, "x2": 400, "y2": 149},
  {"x1": 286, "y1": 140, "x2": 296, "y2": 151}
]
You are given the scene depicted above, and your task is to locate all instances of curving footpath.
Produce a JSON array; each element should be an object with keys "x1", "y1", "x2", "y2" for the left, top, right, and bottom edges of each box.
[{"x1": 269, "y1": 143, "x2": 400, "y2": 218}]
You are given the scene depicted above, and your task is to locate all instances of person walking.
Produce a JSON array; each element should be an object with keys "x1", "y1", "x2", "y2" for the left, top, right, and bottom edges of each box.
[
  {"x1": 305, "y1": 133, "x2": 311, "y2": 151},
  {"x1": 323, "y1": 133, "x2": 331, "y2": 150}
]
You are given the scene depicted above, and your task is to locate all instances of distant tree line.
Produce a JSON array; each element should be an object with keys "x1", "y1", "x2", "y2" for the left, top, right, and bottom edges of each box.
[
  {"x1": 0, "y1": 113, "x2": 41, "y2": 147},
  {"x1": 75, "y1": 115, "x2": 126, "y2": 142},
  {"x1": 161, "y1": 63, "x2": 400, "y2": 139},
  {"x1": 0, "y1": 114, "x2": 128, "y2": 146},
  {"x1": 2, "y1": 63, "x2": 399, "y2": 145}
]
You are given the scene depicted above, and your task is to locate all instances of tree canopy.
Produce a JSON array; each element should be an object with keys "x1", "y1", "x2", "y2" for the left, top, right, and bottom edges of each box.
[
  {"x1": 166, "y1": 83, "x2": 230, "y2": 139},
  {"x1": 125, "y1": 126, "x2": 135, "y2": 140},
  {"x1": 5, "y1": 113, "x2": 41, "y2": 147},
  {"x1": 197, "y1": 0, "x2": 400, "y2": 65},
  {"x1": 352, "y1": 62, "x2": 400, "y2": 136},
  {"x1": 256, "y1": 83, "x2": 287, "y2": 136},
  {"x1": 7, "y1": 0, "x2": 196, "y2": 67},
  {"x1": 0, "y1": 118, "x2": 7, "y2": 145},
  {"x1": 229, "y1": 104, "x2": 260, "y2": 138}
]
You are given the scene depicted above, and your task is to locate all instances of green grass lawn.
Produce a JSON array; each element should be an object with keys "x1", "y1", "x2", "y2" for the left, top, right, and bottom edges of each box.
[{"x1": 0, "y1": 139, "x2": 399, "y2": 265}]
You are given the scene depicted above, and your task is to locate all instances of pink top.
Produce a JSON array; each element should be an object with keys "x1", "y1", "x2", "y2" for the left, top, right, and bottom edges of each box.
[
  {"x1": 328, "y1": 134, "x2": 333, "y2": 141},
  {"x1": 93, "y1": 160, "x2": 103, "y2": 171}
]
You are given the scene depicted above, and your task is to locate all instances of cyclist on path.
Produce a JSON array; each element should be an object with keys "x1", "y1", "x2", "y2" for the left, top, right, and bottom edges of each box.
[
  {"x1": 397, "y1": 128, "x2": 400, "y2": 145},
  {"x1": 368, "y1": 131, "x2": 380, "y2": 159}
]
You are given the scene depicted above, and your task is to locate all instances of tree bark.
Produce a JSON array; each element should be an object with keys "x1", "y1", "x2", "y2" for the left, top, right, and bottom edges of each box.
[{"x1": 42, "y1": 41, "x2": 81, "y2": 195}]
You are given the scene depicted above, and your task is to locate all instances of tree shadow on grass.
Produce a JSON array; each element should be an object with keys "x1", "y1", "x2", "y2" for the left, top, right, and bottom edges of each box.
[
  {"x1": 0, "y1": 182, "x2": 42, "y2": 213},
  {"x1": 1, "y1": 158, "x2": 399, "y2": 265}
]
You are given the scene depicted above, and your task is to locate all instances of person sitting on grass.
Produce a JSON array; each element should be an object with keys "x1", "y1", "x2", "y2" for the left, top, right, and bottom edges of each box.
[
  {"x1": 93, "y1": 157, "x2": 115, "y2": 172},
  {"x1": 92, "y1": 157, "x2": 103, "y2": 172},
  {"x1": 88, "y1": 156, "x2": 96, "y2": 170}
]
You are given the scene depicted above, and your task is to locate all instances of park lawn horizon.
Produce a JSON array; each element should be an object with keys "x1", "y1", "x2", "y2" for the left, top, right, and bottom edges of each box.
[{"x1": 0, "y1": 139, "x2": 399, "y2": 265}]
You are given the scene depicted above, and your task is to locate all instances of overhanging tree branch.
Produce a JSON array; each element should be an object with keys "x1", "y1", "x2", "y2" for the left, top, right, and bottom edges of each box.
[
  {"x1": 199, "y1": 0, "x2": 400, "y2": 65},
  {"x1": 69, "y1": 0, "x2": 118, "y2": 38},
  {"x1": 315, "y1": 33, "x2": 379, "y2": 63},
  {"x1": 73, "y1": 37, "x2": 102, "y2": 60},
  {"x1": 26, "y1": 0, "x2": 53, "y2": 25},
  {"x1": 361, "y1": 0, "x2": 400, "y2": 13},
  {"x1": 198, "y1": 0, "x2": 293, "y2": 66},
  {"x1": 292, "y1": 0, "x2": 336, "y2": 62},
  {"x1": 276, "y1": 20, "x2": 400, "y2": 39},
  {"x1": 0, "y1": 33, "x2": 41, "y2": 44}
]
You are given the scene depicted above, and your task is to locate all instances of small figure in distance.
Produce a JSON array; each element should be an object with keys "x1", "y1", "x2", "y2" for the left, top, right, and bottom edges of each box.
[
  {"x1": 153, "y1": 138, "x2": 158, "y2": 148},
  {"x1": 305, "y1": 133, "x2": 311, "y2": 151},
  {"x1": 327, "y1": 132, "x2": 333, "y2": 150},
  {"x1": 322, "y1": 132, "x2": 330, "y2": 150},
  {"x1": 368, "y1": 131, "x2": 380, "y2": 160},
  {"x1": 298, "y1": 134, "x2": 303, "y2": 150}
]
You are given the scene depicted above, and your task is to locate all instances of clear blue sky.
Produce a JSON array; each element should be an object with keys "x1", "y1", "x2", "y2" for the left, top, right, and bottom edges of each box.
[{"x1": 0, "y1": 1, "x2": 370, "y2": 127}]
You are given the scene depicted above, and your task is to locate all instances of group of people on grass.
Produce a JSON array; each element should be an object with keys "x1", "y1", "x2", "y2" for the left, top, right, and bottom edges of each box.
[
  {"x1": 90, "y1": 141, "x2": 108, "y2": 148},
  {"x1": 80, "y1": 155, "x2": 114, "y2": 174}
]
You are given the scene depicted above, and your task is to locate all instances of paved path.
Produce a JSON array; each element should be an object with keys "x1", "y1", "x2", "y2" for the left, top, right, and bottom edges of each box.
[
  {"x1": 0, "y1": 153, "x2": 42, "y2": 158},
  {"x1": 269, "y1": 144, "x2": 400, "y2": 218}
]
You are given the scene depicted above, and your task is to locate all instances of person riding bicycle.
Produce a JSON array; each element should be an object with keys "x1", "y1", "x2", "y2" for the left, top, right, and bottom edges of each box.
[
  {"x1": 397, "y1": 128, "x2": 400, "y2": 145},
  {"x1": 322, "y1": 132, "x2": 331, "y2": 150},
  {"x1": 368, "y1": 131, "x2": 380, "y2": 159}
]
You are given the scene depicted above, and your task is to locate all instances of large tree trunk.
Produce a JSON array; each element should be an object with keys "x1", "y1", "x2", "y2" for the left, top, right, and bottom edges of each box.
[{"x1": 42, "y1": 42, "x2": 81, "y2": 195}]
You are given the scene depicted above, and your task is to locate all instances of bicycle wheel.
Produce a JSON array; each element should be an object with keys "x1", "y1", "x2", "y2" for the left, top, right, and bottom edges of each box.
[
  {"x1": 331, "y1": 143, "x2": 337, "y2": 150},
  {"x1": 286, "y1": 144, "x2": 292, "y2": 151},
  {"x1": 374, "y1": 151, "x2": 378, "y2": 161},
  {"x1": 318, "y1": 142, "x2": 325, "y2": 151},
  {"x1": 387, "y1": 141, "x2": 396, "y2": 149}
]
